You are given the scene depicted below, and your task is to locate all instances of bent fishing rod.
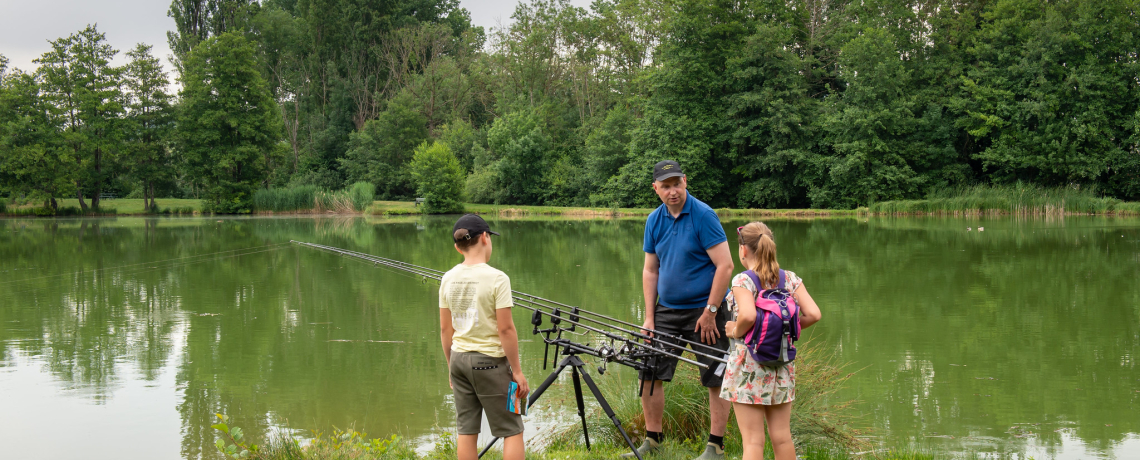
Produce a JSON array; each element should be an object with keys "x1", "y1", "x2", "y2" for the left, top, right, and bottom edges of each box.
[{"x1": 289, "y1": 241, "x2": 728, "y2": 368}]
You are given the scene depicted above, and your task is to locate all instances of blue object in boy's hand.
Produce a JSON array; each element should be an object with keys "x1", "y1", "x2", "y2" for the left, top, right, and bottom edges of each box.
[{"x1": 507, "y1": 381, "x2": 527, "y2": 415}]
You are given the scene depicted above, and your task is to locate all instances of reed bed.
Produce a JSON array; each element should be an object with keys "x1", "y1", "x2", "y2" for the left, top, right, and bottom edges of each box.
[
  {"x1": 871, "y1": 184, "x2": 1140, "y2": 215},
  {"x1": 253, "y1": 182, "x2": 374, "y2": 213},
  {"x1": 253, "y1": 185, "x2": 319, "y2": 212}
]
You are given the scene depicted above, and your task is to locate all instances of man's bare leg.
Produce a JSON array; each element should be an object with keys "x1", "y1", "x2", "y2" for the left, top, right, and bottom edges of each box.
[
  {"x1": 642, "y1": 380, "x2": 665, "y2": 432},
  {"x1": 708, "y1": 387, "x2": 731, "y2": 436}
]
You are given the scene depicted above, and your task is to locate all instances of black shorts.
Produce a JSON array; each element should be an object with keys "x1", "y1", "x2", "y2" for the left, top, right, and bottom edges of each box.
[{"x1": 639, "y1": 302, "x2": 730, "y2": 388}]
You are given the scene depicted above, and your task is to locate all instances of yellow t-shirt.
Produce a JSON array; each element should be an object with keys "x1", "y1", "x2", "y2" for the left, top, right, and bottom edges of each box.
[{"x1": 439, "y1": 263, "x2": 514, "y2": 357}]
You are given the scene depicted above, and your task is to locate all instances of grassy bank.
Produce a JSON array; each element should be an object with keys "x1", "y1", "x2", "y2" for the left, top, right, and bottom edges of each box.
[
  {"x1": 871, "y1": 184, "x2": 1140, "y2": 215},
  {"x1": 367, "y1": 201, "x2": 865, "y2": 217},
  {"x1": 0, "y1": 198, "x2": 201, "y2": 216},
  {"x1": 216, "y1": 426, "x2": 934, "y2": 460},
  {"x1": 7, "y1": 184, "x2": 1139, "y2": 217}
]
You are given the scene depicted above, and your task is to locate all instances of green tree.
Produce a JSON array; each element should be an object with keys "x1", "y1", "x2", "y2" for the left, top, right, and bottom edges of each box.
[
  {"x1": 339, "y1": 99, "x2": 428, "y2": 199},
  {"x1": 178, "y1": 33, "x2": 281, "y2": 213},
  {"x1": 123, "y1": 44, "x2": 175, "y2": 211},
  {"x1": 35, "y1": 25, "x2": 126, "y2": 211},
  {"x1": 409, "y1": 140, "x2": 465, "y2": 213},
  {"x1": 955, "y1": 0, "x2": 1140, "y2": 189},
  {"x1": 0, "y1": 65, "x2": 71, "y2": 209},
  {"x1": 438, "y1": 118, "x2": 479, "y2": 172},
  {"x1": 487, "y1": 109, "x2": 549, "y2": 204}
]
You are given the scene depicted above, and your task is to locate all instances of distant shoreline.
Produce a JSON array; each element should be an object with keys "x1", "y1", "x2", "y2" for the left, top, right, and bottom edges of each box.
[{"x1": 4, "y1": 197, "x2": 1139, "y2": 218}]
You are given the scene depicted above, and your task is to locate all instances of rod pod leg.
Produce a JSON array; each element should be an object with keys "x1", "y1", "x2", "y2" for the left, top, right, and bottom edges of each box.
[
  {"x1": 571, "y1": 366, "x2": 591, "y2": 450},
  {"x1": 477, "y1": 356, "x2": 574, "y2": 458},
  {"x1": 572, "y1": 357, "x2": 643, "y2": 460}
]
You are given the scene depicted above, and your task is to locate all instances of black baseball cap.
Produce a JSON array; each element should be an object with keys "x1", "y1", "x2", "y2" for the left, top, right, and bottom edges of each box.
[
  {"x1": 653, "y1": 160, "x2": 685, "y2": 182},
  {"x1": 452, "y1": 214, "x2": 500, "y2": 241}
]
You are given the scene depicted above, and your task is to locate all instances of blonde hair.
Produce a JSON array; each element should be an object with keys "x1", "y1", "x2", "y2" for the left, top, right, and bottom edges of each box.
[{"x1": 738, "y1": 222, "x2": 780, "y2": 289}]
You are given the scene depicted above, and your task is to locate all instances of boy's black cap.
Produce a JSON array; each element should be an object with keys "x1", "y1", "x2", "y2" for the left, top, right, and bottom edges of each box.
[
  {"x1": 452, "y1": 214, "x2": 500, "y2": 241},
  {"x1": 653, "y1": 160, "x2": 684, "y2": 182}
]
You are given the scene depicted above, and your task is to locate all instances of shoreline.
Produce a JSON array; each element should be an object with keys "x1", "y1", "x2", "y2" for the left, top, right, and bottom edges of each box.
[{"x1": 3, "y1": 198, "x2": 1140, "y2": 218}]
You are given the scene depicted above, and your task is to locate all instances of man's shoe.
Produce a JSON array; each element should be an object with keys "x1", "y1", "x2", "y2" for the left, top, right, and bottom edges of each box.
[
  {"x1": 692, "y1": 443, "x2": 725, "y2": 460},
  {"x1": 620, "y1": 438, "x2": 661, "y2": 458}
]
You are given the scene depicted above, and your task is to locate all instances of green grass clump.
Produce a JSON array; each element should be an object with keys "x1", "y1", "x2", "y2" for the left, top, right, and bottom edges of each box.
[
  {"x1": 253, "y1": 185, "x2": 319, "y2": 212},
  {"x1": 349, "y1": 182, "x2": 376, "y2": 212},
  {"x1": 871, "y1": 183, "x2": 1140, "y2": 215}
]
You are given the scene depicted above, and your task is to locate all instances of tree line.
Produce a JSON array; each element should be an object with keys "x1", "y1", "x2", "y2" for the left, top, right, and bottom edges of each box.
[{"x1": 2, "y1": 0, "x2": 1138, "y2": 213}]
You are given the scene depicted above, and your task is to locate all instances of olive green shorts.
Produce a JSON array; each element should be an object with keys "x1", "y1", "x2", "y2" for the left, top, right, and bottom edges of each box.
[{"x1": 449, "y1": 351, "x2": 524, "y2": 438}]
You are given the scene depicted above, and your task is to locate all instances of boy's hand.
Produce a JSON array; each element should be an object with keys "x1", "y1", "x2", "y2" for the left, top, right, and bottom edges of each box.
[{"x1": 512, "y1": 370, "x2": 529, "y2": 400}]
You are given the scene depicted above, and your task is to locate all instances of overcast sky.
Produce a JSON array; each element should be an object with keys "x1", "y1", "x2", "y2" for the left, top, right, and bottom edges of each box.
[{"x1": 0, "y1": 0, "x2": 589, "y2": 75}]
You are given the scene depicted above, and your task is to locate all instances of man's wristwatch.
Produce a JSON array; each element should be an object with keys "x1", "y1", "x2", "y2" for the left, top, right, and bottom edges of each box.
[{"x1": 706, "y1": 304, "x2": 718, "y2": 313}]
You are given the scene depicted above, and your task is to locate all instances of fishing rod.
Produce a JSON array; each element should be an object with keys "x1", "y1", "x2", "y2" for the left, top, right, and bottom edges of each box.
[
  {"x1": 290, "y1": 241, "x2": 729, "y2": 366},
  {"x1": 292, "y1": 240, "x2": 732, "y2": 460}
]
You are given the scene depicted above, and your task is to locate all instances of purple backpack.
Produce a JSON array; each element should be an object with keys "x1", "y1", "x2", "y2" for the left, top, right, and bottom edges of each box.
[{"x1": 741, "y1": 269, "x2": 800, "y2": 367}]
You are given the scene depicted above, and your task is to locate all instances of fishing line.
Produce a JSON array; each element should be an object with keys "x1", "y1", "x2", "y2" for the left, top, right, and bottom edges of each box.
[
  {"x1": 0, "y1": 243, "x2": 292, "y2": 287},
  {"x1": 0, "y1": 245, "x2": 290, "y2": 300}
]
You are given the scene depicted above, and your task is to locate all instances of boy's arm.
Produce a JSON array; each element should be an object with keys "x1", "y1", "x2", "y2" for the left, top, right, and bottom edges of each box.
[
  {"x1": 496, "y1": 308, "x2": 528, "y2": 397},
  {"x1": 440, "y1": 309, "x2": 455, "y2": 389},
  {"x1": 440, "y1": 309, "x2": 455, "y2": 365},
  {"x1": 494, "y1": 274, "x2": 528, "y2": 397}
]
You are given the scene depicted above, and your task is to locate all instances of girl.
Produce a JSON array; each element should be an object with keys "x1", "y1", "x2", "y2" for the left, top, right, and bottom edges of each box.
[
  {"x1": 439, "y1": 214, "x2": 529, "y2": 460},
  {"x1": 722, "y1": 222, "x2": 822, "y2": 460}
]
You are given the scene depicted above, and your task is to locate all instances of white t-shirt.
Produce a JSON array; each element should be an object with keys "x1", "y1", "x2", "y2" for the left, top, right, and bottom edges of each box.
[{"x1": 439, "y1": 263, "x2": 514, "y2": 357}]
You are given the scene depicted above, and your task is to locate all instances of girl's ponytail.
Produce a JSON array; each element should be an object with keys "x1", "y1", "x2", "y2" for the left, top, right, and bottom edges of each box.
[{"x1": 739, "y1": 222, "x2": 780, "y2": 289}]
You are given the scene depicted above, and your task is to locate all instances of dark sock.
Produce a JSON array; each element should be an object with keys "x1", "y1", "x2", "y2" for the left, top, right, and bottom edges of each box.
[
  {"x1": 647, "y1": 431, "x2": 663, "y2": 443},
  {"x1": 708, "y1": 434, "x2": 724, "y2": 448}
]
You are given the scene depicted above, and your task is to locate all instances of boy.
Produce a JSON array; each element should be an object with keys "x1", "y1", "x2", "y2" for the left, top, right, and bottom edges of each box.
[{"x1": 439, "y1": 214, "x2": 529, "y2": 460}]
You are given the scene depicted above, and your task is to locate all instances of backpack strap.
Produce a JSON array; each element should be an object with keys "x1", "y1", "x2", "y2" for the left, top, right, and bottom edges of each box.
[
  {"x1": 744, "y1": 270, "x2": 782, "y2": 316},
  {"x1": 777, "y1": 269, "x2": 786, "y2": 290},
  {"x1": 743, "y1": 270, "x2": 762, "y2": 295}
]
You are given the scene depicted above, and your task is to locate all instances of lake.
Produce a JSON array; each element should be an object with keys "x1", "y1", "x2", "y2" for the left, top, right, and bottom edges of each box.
[{"x1": 0, "y1": 215, "x2": 1137, "y2": 459}]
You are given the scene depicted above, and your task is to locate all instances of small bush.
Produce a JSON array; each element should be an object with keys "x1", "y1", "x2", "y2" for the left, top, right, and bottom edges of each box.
[{"x1": 410, "y1": 141, "x2": 466, "y2": 214}]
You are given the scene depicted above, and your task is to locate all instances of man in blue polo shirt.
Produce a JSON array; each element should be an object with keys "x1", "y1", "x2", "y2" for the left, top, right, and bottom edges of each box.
[{"x1": 625, "y1": 160, "x2": 734, "y2": 460}]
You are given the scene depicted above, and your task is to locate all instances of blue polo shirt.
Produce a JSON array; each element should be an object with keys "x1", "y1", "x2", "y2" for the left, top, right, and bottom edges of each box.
[{"x1": 643, "y1": 192, "x2": 727, "y2": 309}]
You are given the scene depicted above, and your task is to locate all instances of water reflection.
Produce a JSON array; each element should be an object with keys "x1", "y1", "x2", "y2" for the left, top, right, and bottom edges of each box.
[{"x1": 0, "y1": 216, "x2": 1136, "y2": 459}]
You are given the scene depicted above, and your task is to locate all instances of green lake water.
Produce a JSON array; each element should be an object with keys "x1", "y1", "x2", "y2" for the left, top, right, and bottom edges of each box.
[{"x1": 0, "y1": 216, "x2": 1137, "y2": 459}]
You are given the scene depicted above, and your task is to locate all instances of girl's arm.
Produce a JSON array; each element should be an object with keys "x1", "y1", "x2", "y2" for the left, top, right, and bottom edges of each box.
[
  {"x1": 496, "y1": 308, "x2": 529, "y2": 397},
  {"x1": 729, "y1": 286, "x2": 757, "y2": 338},
  {"x1": 794, "y1": 285, "x2": 821, "y2": 328}
]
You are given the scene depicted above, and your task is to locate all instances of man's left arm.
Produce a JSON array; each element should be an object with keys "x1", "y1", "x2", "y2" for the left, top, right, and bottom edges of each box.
[{"x1": 696, "y1": 241, "x2": 734, "y2": 344}]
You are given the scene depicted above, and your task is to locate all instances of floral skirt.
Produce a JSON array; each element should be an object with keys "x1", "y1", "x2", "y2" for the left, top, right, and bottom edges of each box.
[{"x1": 719, "y1": 342, "x2": 795, "y2": 405}]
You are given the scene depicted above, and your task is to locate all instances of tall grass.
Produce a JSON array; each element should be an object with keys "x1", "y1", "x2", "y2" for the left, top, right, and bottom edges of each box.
[
  {"x1": 545, "y1": 338, "x2": 865, "y2": 453},
  {"x1": 253, "y1": 182, "x2": 374, "y2": 213},
  {"x1": 871, "y1": 183, "x2": 1140, "y2": 215},
  {"x1": 253, "y1": 185, "x2": 319, "y2": 212}
]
